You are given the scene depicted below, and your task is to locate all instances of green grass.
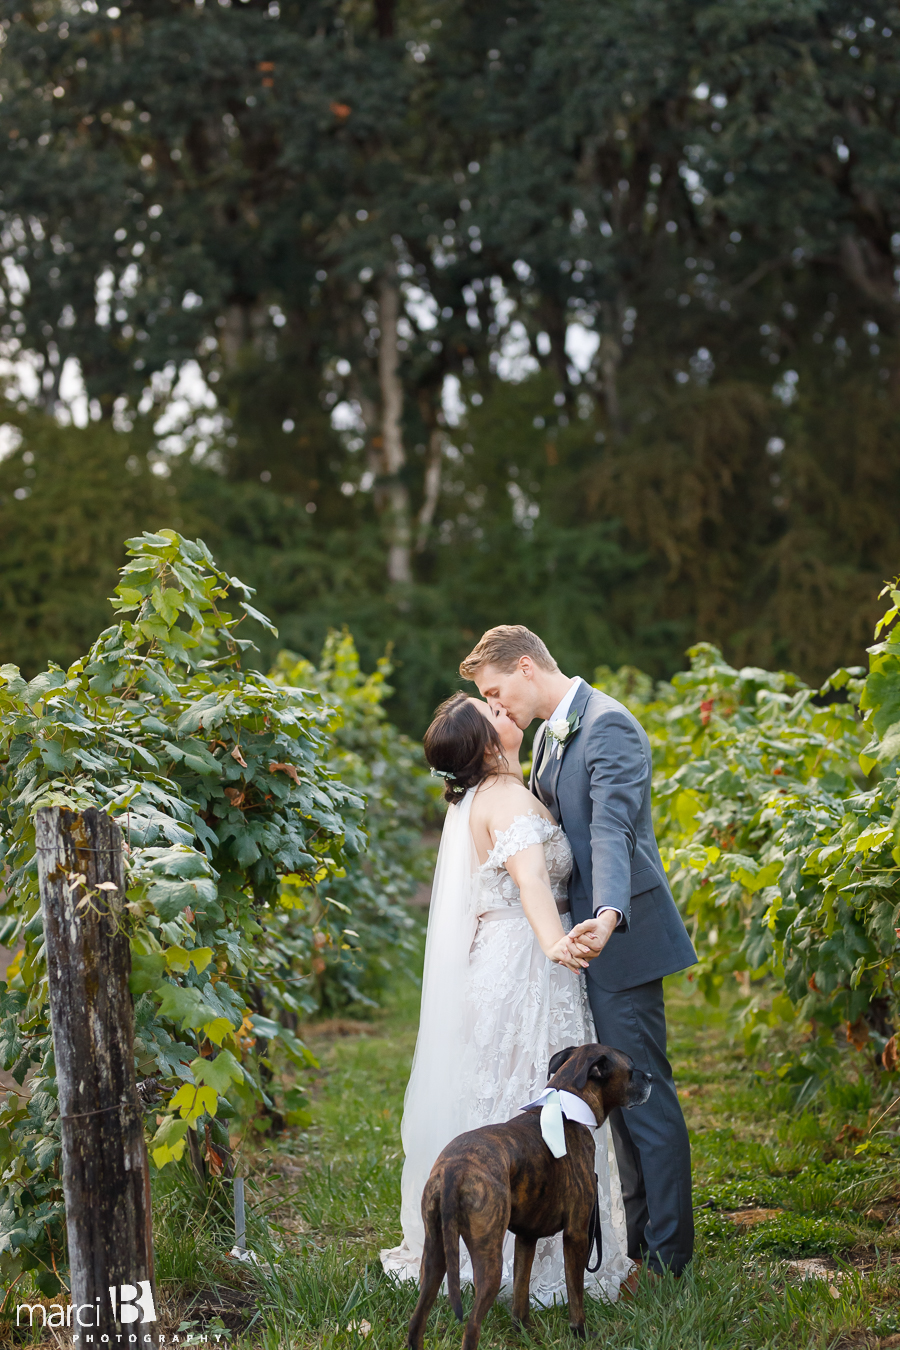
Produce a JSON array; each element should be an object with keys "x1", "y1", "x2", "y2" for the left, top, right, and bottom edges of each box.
[{"x1": 153, "y1": 959, "x2": 900, "y2": 1350}]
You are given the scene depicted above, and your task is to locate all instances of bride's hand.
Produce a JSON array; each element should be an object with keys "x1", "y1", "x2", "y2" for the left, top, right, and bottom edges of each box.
[
  {"x1": 503, "y1": 846, "x2": 588, "y2": 972},
  {"x1": 545, "y1": 934, "x2": 589, "y2": 972},
  {"x1": 568, "y1": 911, "x2": 618, "y2": 959}
]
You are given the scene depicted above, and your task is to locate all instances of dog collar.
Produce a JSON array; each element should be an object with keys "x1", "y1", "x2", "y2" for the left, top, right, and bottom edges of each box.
[{"x1": 518, "y1": 1088, "x2": 598, "y2": 1159}]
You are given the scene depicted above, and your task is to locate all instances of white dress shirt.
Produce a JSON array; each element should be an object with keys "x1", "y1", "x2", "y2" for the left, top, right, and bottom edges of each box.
[
  {"x1": 533, "y1": 675, "x2": 581, "y2": 777},
  {"x1": 546, "y1": 675, "x2": 583, "y2": 728},
  {"x1": 536, "y1": 676, "x2": 623, "y2": 926}
]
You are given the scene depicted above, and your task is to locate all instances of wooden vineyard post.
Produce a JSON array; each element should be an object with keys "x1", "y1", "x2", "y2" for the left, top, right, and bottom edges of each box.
[{"x1": 35, "y1": 806, "x2": 158, "y2": 1346}]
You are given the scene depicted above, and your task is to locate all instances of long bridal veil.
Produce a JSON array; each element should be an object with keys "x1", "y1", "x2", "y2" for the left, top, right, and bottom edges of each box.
[{"x1": 381, "y1": 787, "x2": 478, "y2": 1275}]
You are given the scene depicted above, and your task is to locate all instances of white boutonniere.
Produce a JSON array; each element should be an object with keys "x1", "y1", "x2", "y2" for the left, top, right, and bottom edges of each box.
[{"x1": 546, "y1": 709, "x2": 581, "y2": 759}]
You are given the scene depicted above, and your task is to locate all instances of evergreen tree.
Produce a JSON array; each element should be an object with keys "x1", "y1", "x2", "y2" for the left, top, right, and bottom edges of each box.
[{"x1": 1, "y1": 0, "x2": 899, "y2": 722}]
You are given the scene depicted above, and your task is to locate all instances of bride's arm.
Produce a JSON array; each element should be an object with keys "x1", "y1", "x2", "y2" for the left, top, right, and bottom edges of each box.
[{"x1": 504, "y1": 845, "x2": 588, "y2": 972}]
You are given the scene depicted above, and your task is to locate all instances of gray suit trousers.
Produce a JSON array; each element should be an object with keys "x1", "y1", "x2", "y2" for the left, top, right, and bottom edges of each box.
[{"x1": 586, "y1": 971, "x2": 694, "y2": 1275}]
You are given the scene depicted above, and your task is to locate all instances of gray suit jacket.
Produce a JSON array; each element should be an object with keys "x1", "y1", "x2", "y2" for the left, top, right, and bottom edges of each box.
[{"x1": 530, "y1": 680, "x2": 697, "y2": 993}]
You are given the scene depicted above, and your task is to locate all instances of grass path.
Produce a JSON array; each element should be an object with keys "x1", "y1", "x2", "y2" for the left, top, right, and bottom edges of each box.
[{"x1": 153, "y1": 967, "x2": 900, "y2": 1350}]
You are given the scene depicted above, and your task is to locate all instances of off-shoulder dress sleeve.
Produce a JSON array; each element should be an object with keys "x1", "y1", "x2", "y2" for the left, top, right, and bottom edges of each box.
[{"x1": 485, "y1": 813, "x2": 557, "y2": 871}]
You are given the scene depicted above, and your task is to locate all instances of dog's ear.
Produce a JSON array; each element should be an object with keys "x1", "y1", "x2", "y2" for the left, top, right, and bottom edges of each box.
[
  {"x1": 547, "y1": 1047, "x2": 577, "y2": 1080},
  {"x1": 574, "y1": 1053, "x2": 613, "y2": 1090}
]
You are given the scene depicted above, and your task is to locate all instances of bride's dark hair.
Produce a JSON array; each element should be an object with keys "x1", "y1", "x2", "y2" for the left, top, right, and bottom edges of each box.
[{"x1": 423, "y1": 692, "x2": 504, "y2": 803}]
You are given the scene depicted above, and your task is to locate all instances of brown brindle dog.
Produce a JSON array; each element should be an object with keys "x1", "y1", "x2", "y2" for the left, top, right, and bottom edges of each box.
[{"x1": 406, "y1": 1043, "x2": 652, "y2": 1350}]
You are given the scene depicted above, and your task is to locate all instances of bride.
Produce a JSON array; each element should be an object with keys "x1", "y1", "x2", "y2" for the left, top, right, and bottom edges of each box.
[{"x1": 380, "y1": 692, "x2": 633, "y2": 1306}]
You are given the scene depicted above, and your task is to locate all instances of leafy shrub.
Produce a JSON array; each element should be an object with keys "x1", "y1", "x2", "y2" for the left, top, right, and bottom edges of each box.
[
  {"x1": 0, "y1": 531, "x2": 433, "y2": 1291},
  {"x1": 271, "y1": 634, "x2": 436, "y2": 1013},
  {"x1": 595, "y1": 580, "x2": 900, "y2": 1068}
]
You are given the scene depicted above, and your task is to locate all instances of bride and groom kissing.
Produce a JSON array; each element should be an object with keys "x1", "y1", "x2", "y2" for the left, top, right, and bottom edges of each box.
[{"x1": 381, "y1": 625, "x2": 697, "y2": 1305}]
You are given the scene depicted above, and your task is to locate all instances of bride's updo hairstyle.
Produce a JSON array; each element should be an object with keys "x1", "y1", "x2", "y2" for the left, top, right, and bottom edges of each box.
[{"x1": 423, "y1": 692, "x2": 503, "y2": 803}]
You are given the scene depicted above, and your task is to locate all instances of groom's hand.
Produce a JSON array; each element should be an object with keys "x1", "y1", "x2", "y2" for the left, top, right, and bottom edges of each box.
[{"x1": 568, "y1": 911, "x2": 618, "y2": 960}]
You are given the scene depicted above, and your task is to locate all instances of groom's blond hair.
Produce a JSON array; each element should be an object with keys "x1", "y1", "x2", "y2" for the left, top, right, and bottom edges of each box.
[{"x1": 459, "y1": 625, "x2": 559, "y2": 678}]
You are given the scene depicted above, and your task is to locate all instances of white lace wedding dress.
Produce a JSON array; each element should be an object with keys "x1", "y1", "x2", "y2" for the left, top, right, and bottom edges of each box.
[{"x1": 380, "y1": 793, "x2": 632, "y2": 1307}]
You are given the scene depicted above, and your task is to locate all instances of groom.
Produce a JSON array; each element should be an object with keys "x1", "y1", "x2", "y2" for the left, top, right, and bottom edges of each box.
[{"x1": 460, "y1": 625, "x2": 697, "y2": 1281}]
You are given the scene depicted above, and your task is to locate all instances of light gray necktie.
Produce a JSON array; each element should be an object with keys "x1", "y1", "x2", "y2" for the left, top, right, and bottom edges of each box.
[{"x1": 531, "y1": 724, "x2": 550, "y2": 792}]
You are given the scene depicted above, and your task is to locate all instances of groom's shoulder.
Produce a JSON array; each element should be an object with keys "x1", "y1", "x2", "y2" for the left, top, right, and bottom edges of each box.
[
  {"x1": 581, "y1": 686, "x2": 634, "y2": 721},
  {"x1": 581, "y1": 687, "x2": 648, "y2": 737}
]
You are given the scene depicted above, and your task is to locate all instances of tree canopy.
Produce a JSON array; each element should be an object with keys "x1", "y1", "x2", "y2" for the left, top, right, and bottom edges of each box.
[{"x1": 1, "y1": 0, "x2": 899, "y2": 727}]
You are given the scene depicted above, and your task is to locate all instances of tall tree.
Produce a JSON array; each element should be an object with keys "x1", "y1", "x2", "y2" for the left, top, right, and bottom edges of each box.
[{"x1": 2, "y1": 0, "x2": 900, "y2": 706}]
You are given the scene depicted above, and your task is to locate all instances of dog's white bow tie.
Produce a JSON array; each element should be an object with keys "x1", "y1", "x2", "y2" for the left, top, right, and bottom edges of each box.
[{"x1": 519, "y1": 1088, "x2": 598, "y2": 1159}]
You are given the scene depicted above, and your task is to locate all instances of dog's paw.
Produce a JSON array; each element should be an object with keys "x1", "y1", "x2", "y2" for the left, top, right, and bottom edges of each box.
[{"x1": 568, "y1": 1323, "x2": 587, "y2": 1339}]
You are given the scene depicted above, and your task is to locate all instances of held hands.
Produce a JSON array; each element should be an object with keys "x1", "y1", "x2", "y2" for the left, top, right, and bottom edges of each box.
[
  {"x1": 545, "y1": 912, "x2": 618, "y2": 972},
  {"x1": 567, "y1": 911, "x2": 618, "y2": 961},
  {"x1": 504, "y1": 843, "x2": 610, "y2": 973},
  {"x1": 545, "y1": 932, "x2": 589, "y2": 973}
]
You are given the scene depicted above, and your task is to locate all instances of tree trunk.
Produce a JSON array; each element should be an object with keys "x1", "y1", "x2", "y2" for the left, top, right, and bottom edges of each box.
[
  {"x1": 35, "y1": 806, "x2": 157, "y2": 1346},
  {"x1": 378, "y1": 272, "x2": 413, "y2": 585},
  {"x1": 218, "y1": 299, "x2": 268, "y2": 368},
  {"x1": 840, "y1": 233, "x2": 898, "y2": 322},
  {"x1": 374, "y1": 0, "x2": 395, "y2": 37},
  {"x1": 538, "y1": 294, "x2": 574, "y2": 402},
  {"x1": 416, "y1": 389, "x2": 444, "y2": 551},
  {"x1": 598, "y1": 300, "x2": 624, "y2": 440}
]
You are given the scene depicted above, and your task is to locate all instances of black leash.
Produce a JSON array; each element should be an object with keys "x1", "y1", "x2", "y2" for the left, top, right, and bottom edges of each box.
[{"x1": 586, "y1": 1172, "x2": 603, "y2": 1272}]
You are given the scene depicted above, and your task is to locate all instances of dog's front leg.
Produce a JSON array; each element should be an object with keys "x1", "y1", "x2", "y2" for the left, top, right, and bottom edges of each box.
[
  {"x1": 562, "y1": 1229, "x2": 589, "y2": 1338},
  {"x1": 511, "y1": 1236, "x2": 537, "y2": 1331}
]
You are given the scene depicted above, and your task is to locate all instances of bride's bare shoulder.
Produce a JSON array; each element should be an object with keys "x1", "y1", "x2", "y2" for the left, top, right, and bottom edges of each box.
[{"x1": 473, "y1": 778, "x2": 553, "y2": 832}]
